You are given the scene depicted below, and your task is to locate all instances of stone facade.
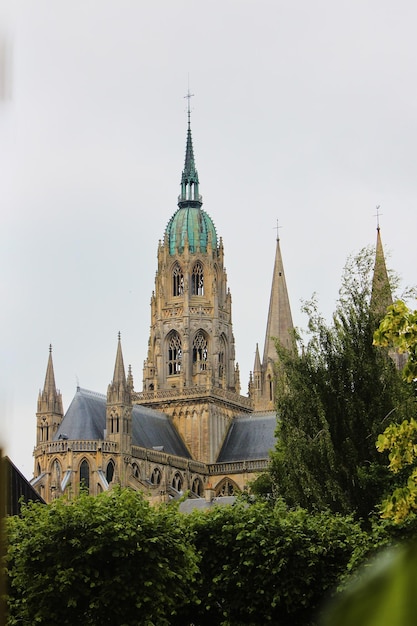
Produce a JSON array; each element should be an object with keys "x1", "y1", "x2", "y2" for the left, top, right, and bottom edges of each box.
[{"x1": 31, "y1": 110, "x2": 293, "y2": 504}]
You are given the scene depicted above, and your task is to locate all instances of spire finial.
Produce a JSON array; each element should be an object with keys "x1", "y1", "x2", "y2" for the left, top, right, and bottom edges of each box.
[
  {"x1": 49, "y1": 343, "x2": 52, "y2": 354},
  {"x1": 178, "y1": 87, "x2": 201, "y2": 209},
  {"x1": 374, "y1": 205, "x2": 382, "y2": 231},
  {"x1": 184, "y1": 79, "x2": 194, "y2": 127},
  {"x1": 273, "y1": 219, "x2": 282, "y2": 242},
  {"x1": 118, "y1": 331, "x2": 121, "y2": 342}
]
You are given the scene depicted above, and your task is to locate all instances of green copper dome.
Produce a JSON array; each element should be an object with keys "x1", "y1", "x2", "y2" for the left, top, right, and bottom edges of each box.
[{"x1": 166, "y1": 207, "x2": 217, "y2": 255}]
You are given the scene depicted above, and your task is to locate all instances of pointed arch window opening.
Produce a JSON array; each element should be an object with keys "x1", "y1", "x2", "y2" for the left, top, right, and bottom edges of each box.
[
  {"x1": 168, "y1": 332, "x2": 182, "y2": 376},
  {"x1": 191, "y1": 262, "x2": 204, "y2": 296},
  {"x1": 79, "y1": 459, "x2": 90, "y2": 491},
  {"x1": 171, "y1": 472, "x2": 183, "y2": 492},
  {"x1": 173, "y1": 263, "x2": 184, "y2": 296},
  {"x1": 106, "y1": 460, "x2": 115, "y2": 484},
  {"x1": 151, "y1": 467, "x2": 162, "y2": 485},
  {"x1": 268, "y1": 375, "x2": 273, "y2": 401},
  {"x1": 216, "y1": 477, "x2": 239, "y2": 497},
  {"x1": 218, "y1": 350, "x2": 224, "y2": 380},
  {"x1": 192, "y1": 477, "x2": 203, "y2": 497},
  {"x1": 193, "y1": 332, "x2": 208, "y2": 371}
]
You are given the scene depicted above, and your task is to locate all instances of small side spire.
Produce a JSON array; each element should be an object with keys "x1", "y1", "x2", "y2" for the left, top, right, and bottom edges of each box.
[
  {"x1": 36, "y1": 345, "x2": 64, "y2": 444},
  {"x1": 262, "y1": 232, "x2": 294, "y2": 367},
  {"x1": 112, "y1": 332, "x2": 127, "y2": 386},
  {"x1": 371, "y1": 218, "x2": 392, "y2": 319},
  {"x1": 127, "y1": 364, "x2": 134, "y2": 391},
  {"x1": 43, "y1": 344, "x2": 57, "y2": 397},
  {"x1": 253, "y1": 343, "x2": 261, "y2": 373}
]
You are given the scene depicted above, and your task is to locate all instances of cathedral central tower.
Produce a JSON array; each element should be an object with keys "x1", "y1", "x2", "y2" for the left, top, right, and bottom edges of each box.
[{"x1": 137, "y1": 104, "x2": 251, "y2": 462}]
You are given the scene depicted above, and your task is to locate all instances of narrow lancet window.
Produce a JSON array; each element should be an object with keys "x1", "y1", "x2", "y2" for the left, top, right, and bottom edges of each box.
[
  {"x1": 191, "y1": 261, "x2": 204, "y2": 295},
  {"x1": 168, "y1": 332, "x2": 182, "y2": 375},
  {"x1": 106, "y1": 460, "x2": 115, "y2": 483},
  {"x1": 193, "y1": 331, "x2": 208, "y2": 371},
  {"x1": 173, "y1": 262, "x2": 184, "y2": 296},
  {"x1": 80, "y1": 459, "x2": 90, "y2": 490}
]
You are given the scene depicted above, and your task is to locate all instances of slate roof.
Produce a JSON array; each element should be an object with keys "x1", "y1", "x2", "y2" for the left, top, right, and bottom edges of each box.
[
  {"x1": 216, "y1": 412, "x2": 277, "y2": 462},
  {"x1": 54, "y1": 388, "x2": 191, "y2": 458}
]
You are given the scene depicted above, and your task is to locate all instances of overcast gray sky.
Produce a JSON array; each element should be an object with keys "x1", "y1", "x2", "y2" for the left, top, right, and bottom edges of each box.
[{"x1": 1, "y1": 1, "x2": 417, "y2": 478}]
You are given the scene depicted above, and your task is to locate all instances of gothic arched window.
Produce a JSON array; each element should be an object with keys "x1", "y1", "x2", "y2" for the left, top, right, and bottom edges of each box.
[
  {"x1": 268, "y1": 374, "x2": 273, "y2": 401},
  {"x1": 132, "y1": 463, "x2": 140, "y2": 479},
  {"x1": 168, "y1": 331, "x2": 182, "y2": 375},
  {"x1": 106, "y1": 460, "x2": 115, "y2": 484},
  {"x1": 193, "y1": 331, "x2": 208, "y2": 371},
  {"x1": 218, "y1": 335, "x2": 226, "y2": 381},
  {"x1": 215, "y1": 477, "x2": 239, "y2": 497},
  {"x1": 191, "y1": 477, "x2": 203, "y2": 497},
  {"x1": 171, "y1": 472, "x2": 183, "y2": 492},
  {"x1": 151, "y1": 467, "x2": 162, "y2": 485},
  {"x1": 172, "y1": 262, "x2": 184, "y2": 296},
  {"x1": 79, "y1": 459, "x2": 90, "y2": 491},
  {"x1": 191, "y1": 261, "x2": 204, "y2": 296}
]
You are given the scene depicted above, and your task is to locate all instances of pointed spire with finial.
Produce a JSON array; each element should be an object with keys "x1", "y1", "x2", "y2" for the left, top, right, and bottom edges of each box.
[
  {"x1": 37, "y1": 344, "x2": 63, "y2": 419},
  {"x1": 112, "y1": 331, "x2": 127, "y2": 386},
  {"x1": 371, "y1": 208, "x2": 392, "y2": 319},
  {"x1": 262, "y1": 226, "x2": 294, "y2": 366},
  {"x1": 178, "y1": 89, "x2": 202, "y2": 208},
  {"x1": 43, "y1": 344, "x2": 57, "y2": 396},
  {"x1": 253, "y1": 343, "x2": 261, "y2": 373}
]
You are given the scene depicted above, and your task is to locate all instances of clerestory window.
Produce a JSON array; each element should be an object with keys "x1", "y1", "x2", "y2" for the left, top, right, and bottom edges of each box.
[
  {"x1": 151, "y1": 467, "x2": 162, "y2": 485},
  {"x1": 79, "y1": 459, "x2": 90, "y2": 491},
  {"x1": 171, "y1": 472, "x2": 183, "y2": 491}
]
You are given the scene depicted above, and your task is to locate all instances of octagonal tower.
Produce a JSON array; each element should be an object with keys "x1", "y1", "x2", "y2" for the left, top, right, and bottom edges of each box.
[{"x1": 136, "y1": 107, "x2": 252, "y2": 463}]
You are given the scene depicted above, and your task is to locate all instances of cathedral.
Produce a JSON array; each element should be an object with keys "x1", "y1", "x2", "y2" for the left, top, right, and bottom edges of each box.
[{"x1": 31, "y1": 107, "x2": 295, "y2": 504}]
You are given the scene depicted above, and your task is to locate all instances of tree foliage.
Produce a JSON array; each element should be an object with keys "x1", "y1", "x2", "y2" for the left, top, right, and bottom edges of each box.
[
  {"x1": 374, "y1": 299, "x2": 417, "y2": 383},
  {"x1": 373, "y1": 300, "x2": 417, "y2": 523},
  {"x1": 6, "y1": 487, "x2": 198, "y2": 625},
  {"x1": 181, "y1": 500, "x2": 367, "y2": 626},
  {"x1": 270, "y1": 249, "x2": 414, "y2": 518}
]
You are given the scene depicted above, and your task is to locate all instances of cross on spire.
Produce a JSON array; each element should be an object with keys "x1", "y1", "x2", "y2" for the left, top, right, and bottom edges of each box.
[
  {"x1": 273, "y1": 219, "x2": 282, "y2": 241},
  {"x1": 184, "y1": 88, "x2": 194, "y2": 124},
  {"x1": 374, "y1": 205, "x2": 383, "y2": 231}
]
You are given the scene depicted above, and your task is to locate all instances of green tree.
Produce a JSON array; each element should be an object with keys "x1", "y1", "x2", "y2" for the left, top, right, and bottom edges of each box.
[
  {"x1": 6, "y1": 487, "x2": 198, "y2": 625},
  {"x1": 373, "y1": 300, "x2": 417, "y2": 523},
  {"x1": 181, "y1": 500, "x2": 367, "y2": 626},
  {"x1": 271, "y1": 249, "x2": 414, "y2": 518}
]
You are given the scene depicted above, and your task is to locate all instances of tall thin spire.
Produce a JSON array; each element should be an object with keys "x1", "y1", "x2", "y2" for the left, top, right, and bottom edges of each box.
[
  {"x1": 112, "y1": 332, "x2": 127, "y2": 386},
  {"x1": 43, "y1": 344, "x2": 57, "y2": 397},
  {"x1": 371, "y1": 223, "x2": 392, "y2": 319},
  {"x1": 178, "y1": 89, "x2": 202, "y2": 208},
  {"x1": 262, "y1": 234, "x2": 294, "y2": 366},
  {"x1": 37, "y1": 345, "x2": 64, "y2": 440}
]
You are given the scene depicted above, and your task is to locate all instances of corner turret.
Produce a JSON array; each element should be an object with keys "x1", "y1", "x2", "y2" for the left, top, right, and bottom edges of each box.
[
  {"x1": 106, "y1": 333, "x2": 132, "y2": 455},
  {"x1": 36, "y1": 345, "x2": 64, "y2": 444}
]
